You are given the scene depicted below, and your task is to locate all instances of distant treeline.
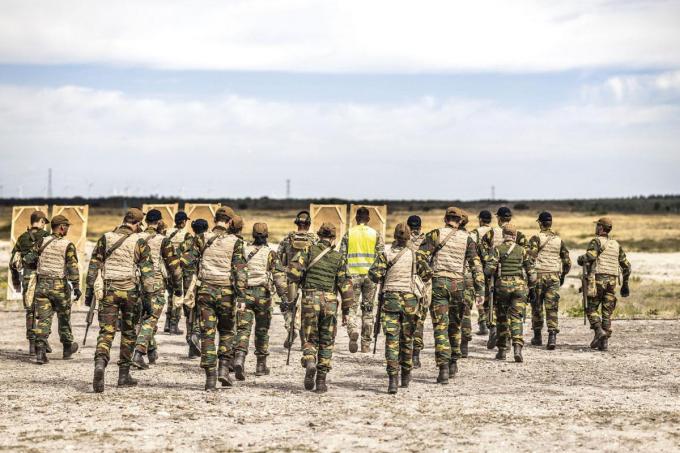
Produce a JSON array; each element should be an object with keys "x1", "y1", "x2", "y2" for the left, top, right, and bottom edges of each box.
[{"x1": 1, "y1": 195, "x2": 679, "y2": 214}]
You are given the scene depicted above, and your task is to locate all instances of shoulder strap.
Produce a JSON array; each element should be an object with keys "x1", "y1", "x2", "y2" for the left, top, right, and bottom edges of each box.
[
  {"x1": 247, "y1": 246, "x2": 263, "y2": 262},
  {"x1": 433, "y1": 229, "x2": 456, "y2": 257},
  {"x1": 38, "y1": 236, "x2": 57, "y2": 254},
  {"x1": 537, "y1": 234, "x2": 556, "y2": 254},
  {"x1": 202, "y1": 232, "x2": 225, "y2": 255},
  {"x1": 168, "y1": 229, "x2": 180, "y2": 241},
  {"x1": 308, "y1": 246, "x2": 332, "y2": 270},
  {"x1": 501, "y1": 243, "x2": 517, "y2": 260},
  {"x1": 105, "y1": 231, "x2": 133, "y2": 260},
  {"x1": 387, "y1": 247, "x2": 409, "y2": 270}
]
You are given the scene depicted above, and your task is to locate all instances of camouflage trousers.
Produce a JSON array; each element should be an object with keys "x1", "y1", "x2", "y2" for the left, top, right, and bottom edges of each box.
[
  {"x1": 431, "y1": 277, "x2": 465, "y2": 366},
  {"x1": 182, "y1": 273, "x2": 200, "y2": 344},
  {"x1": 587, "y1": 275, "x2": 618, "y2": 337},
  {"x1": 283, "y1": 284, "x2": 303, "y2": 340},
  {"x1": 96, "y1": 286, "x2": 141, "y2": 367},
  {"x1": 461, "y1": 277, "x2": 476, "y2": 342},
  {"x1": 300, "y1": 289, "x2": 338, "y2": 373},
  {"x1": 234, "y1": 286, "x2": 272, "y2": 357},
  {"x1": 494, "y1": 277, "x2": 528, "y2": 348},
  {"x1": 134, "y1": 291, "x2": 166, "y2": 355},
  {"x1": 22, "y1": 274, "x2": 36, "y2": 340},
  {"x1": 196, "y1": 283, "x2": 236, "y2": 370},
  {"x1": 382, "y1": 292, "x2": 419, "y2": 375},
  {"x1": 531, "y1": 273, "x2": 561, "y2": 333},
  {"x1": 32, "y1": 278, "x2": 74, "y2": 348},
  {"x1": 481, "y1": 275, "x2": 493, "y2": 327},
  {"x1": 413, "y1": 280, "x2": 432, "y2": 352},
  {"x1": 346, "y1": 274, "x2": 376, "y2": 344}
]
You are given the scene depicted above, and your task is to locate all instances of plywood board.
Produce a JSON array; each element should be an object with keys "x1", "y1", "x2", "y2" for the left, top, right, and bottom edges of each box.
[
  {"x1": 142, "y1": 203, "x2": 178, "y2": 229},
  {"x1": 184, "y1": 203, "x2": 221, "y2": 230},
  {"x1": 349, "y1": 204, "x2": 387, "y2": 240},
  {"x1": 51, "y1": 205, "x2": 89, "y2": 254},
  {"x1": 6, "y1": 205, "x2": 49, "y2": 301},
  {"x1": 310, "y1": 204, "x2": 347, "y2": 248}
]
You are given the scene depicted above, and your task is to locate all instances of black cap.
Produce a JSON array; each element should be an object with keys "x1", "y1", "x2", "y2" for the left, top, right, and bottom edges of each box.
[
  {"x1": 538, "y1": 211, "x2": 552, "y2": 222},
  {"x1": 191, "y1": 219, "x2": 209, "y2": 234},
  {"x1": 479, "y1": 210, "x2": 492, "y2": 222},
  {"x1": 496, "y1": 206, "x2": 512, "y2": 218},
  {"x1": 175, "y1": 211, "x2": 189, "y2": 223},
  {"x1": 407, "y1": 215, "x2": 421, "y2": 229},
  {"x1": 146, "y1": 209, "x2": 162, "y2": 223}
]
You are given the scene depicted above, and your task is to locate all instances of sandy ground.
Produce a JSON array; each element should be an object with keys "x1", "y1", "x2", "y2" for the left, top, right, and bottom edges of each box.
[{"x1": 0, "y1": 308, "x2": 678, "y2": 452}]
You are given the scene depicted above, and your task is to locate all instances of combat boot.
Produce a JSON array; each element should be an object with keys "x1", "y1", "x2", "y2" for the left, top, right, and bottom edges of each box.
[
  {"x1": 147, "y1": 348, "x2": 158, "y2": 365},
  {"x1": 93, "y1": 358, "x2": 106, "y2": 393},
  {"x1": 460, "y1": 339, "x2": 469, "y2": 358},
  {"x1": 449, "y1": 359, "x2": 458, "y2": 377},
  {"x1": 590, "y1": 325, "x2": 607, "y2": 349},
  {"x1": 412, "y1": 350, "x2": 421, "y2": 369},
  {"x1": 35, "y1": 344, "x2": 48, "y2": 365},
  {"x1": 486, "y1": 327, "x2": 497, "y2": 350},
  {"x1": 400, "y1": 368, "x2": 411, "y2": 388},
  {"x1": 45, "y1": 340, "x2": 52, "y2": 353},
  {"x1": 360, "y1": 342, "x2": 370, "y2": 353},
  {"x1": 217, "y1": 358, "x2": 233, "y2": 387},
  {"x1": 513, "y1": 344, "x2": 523, "y2": 363},
  {"x1": 304, "y1": 359, "x2": 316, "y2": 391},
  {"x1": 547, "y1": 331, "x2": 557, "y2": 350},
  {"x1": 476, "y1": 321, "x2": 489, "y2": 336},
  {"x1": 388, "y1": 375, "x2": 398, "y2": 394},
  {"x1": 132, "y1": 350, "x2": 149, "y2": 370},
  {"x1": 531, "y1": 329, "x2": 542, "y2": 346},
  {"x1": 348, "y1": 331, "x2": 359, "y2": 353},
  {"x1": 495, "y1": 348, "x2": 506, "y2": 360},
  {"x1": 163, "y1": 316, "x2": 171, "y2": 333},
  {"x1": 283, "y1": 329, "x2": 297, "y2": 349},
  {"x1": 314, "y1": 371, "x2": 328, "y2": 393},
  {"x1": 255, "y1": 356, "x2": 270, "y2": 376},
  {"x1": 188, "y1": 342, "x2": 201, "y2": 359},
  {"x1": 117, "y1": 367, "x2": 138, "y2": 387},
  {"x1": 299, "y1": 329, "x2": 305, "y2": 351},
  {"x1": 598, "y1": 336, "x2": 609, "y2": 351},
  {"x1": 170, "y1": 321, "x2": 184, "y2": 336},
  {"x1": 205, "y1": 368, "x2": 217, "y2": 391},
  {"x1": 63, "y1": 342, "x2": 79, "y2": 360},
  {"x1": 436, "y1": 364, "x2": 449, "y2": 385},
  {"x1": 29, "y1": 339, "x2": 36, "y2": 356},
  {"x1": 233, "y1": 351, "x2": 246, "y2": 381}
]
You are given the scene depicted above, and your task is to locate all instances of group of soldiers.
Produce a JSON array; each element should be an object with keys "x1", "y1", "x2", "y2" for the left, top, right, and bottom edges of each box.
[{"x1": 9, "y1": 204, "x2": 632, "y2": 394}]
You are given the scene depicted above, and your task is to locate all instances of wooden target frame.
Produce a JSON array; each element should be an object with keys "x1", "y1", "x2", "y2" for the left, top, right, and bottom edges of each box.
[
  {"x1": 184, "y1": 203, "x2": 221, "y2": 230},
  {"x1": 6, "y1": 205, "x2": 49, "y2": 301},
  {"x1": 142, "y1": 203, "x2": 179, "y2": 230},
  {"x1": 349, "y1": 204, "x2": 387, "y2": 239},
  {"x1": 310, "y1": 204, "x2": 347, "y2": 249}
]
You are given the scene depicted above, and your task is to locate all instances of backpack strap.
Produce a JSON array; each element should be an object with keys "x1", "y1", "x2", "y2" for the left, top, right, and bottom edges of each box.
[
  {"x1": 104, "y1": 231, "x2": 133, "y2": 260},
  {"x1": 308, "y1": 246, "x2": 332, "y2": 270}
]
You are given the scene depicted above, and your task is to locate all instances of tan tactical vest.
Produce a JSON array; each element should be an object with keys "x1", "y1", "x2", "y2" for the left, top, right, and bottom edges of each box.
[
  {"x1": 167, "y1": 228, "x2": 187, "y2": 251},
  {"x1": 472, "y1": 225, "x2": 491, "y2": 245},
  {"x1": 102, "y1": 231, "x2": 144, "y2": 289},
  {"x1": 246, "y1": 244, "x2": 270, "y2": 287},
  {"x1": 432, "y1": 228, "x2": 468, "y2": 279},
  {"x1": 409, "y1": 233, "x2": 425, "y2": 249},
  {"x1": 534, "y1": 232, "x2": 563, "y2": 274},
  {"x1": 37, "y1": 236, "x2": 70, "y2": 278},
  {"x1": 384, "y1": 246, "x2": 415, "y2": 293},
  {"x1": 491, "y1": 227, "x2": 504, "y2": 247},
  {"x1": 593, "y1": 237, "x2": 621, "y2": 276},
  {"x1": 140, "y1": 231, "x2": 167, "y2": 283},
  {"x1": 199, "y1": 232, "x2": 238, "y2": 286}
]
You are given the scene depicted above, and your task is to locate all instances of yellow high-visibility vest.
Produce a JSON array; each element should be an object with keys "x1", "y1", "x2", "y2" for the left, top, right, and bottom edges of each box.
[{"x1": 347, "y1": 224, "x2": 377, "y2": 276}]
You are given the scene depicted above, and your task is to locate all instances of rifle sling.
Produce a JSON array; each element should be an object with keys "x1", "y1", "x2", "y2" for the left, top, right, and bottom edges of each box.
[
  {"x1": 307, "y1": 246, "x2": 332, "y2": 271},
  {"x1": 105, "y1": 231, "x2": 133, "y2": 260}
]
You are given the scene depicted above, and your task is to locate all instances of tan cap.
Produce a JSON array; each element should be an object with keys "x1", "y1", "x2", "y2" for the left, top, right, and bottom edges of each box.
[
  {"x1": 595, "y1": 217, "x2": 613, "y2": 228},
  {"x1": 317, "y1": 222, "x2": 337, "y2": 239},
  {"x1": 394, "y1": 223, "x2": 411, "y2": 241},
  {"x1": 460, "y1": 210, "x2": 469, "y2": 225},
  {"x1": 445, "y1": 206, "x2": 463, "y2": 218},
  {"x1": 124, "y1": 208, "x2": 145, "y2": 224},
  {"x1": 216, "y1": 206, "x2": 236, "y2": 220},
  {"x1": 229, "y1": 215, "x2": 244, "y2": 232},
  {"x1": 50, "y1": 215, "x2": 71, "y2": 227},
  {"x1": 252, "y1": 222, "x2": 268, "y2": 236},
  {"x1": 502, "y1": 224, "x2": 517, "y2": 236}
]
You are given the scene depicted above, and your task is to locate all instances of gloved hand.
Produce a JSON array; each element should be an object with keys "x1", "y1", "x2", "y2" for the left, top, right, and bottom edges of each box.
[
  {"x1": 73, "y1": 287, "x2": 82, "y2": 301},
  {"x1": 577, "y1": 256, "x2": 585, "y2": 266},
  {"x1": 560, "y1": 273, "x2": 566, "y2": 286},
  {"x1": 10, "y1": 268, "x2": 21, "y2": 293},
  {"x1": 174, "y1": 288, "x2": 183, "y2": 298},
  {"x1": 84, "y1": 288, "x2": 94, "y2": 307},
  {"x1": 279, "y1": 301, "x2": 289, "y2": 313},
  {"x1": 620, "y1": 280, "x2": 630, "y2": 297},
  {"x1": 475, "y1": 295, "x2": 484, "y2": 309}
]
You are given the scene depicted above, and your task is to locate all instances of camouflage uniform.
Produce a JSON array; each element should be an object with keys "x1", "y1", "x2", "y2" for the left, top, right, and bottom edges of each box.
[
  {"x1": 469, "y1": 226, "x2": 491, "y2": 327},
  {"x1": 164, "y1": 226, "x2": 193, "y2": 332},
  {"x1": 409, "y1": 231, "x2": 431, "y2": 355},
  {"x1": 178, "y1": 233, "x2": 201, "y2": 348}
]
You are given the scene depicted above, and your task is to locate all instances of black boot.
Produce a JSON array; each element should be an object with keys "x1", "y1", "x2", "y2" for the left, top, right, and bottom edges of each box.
[
  {"x1": 412, "y1": 350, "x2": 421, "y2": 369},
  {"x1": 93, "y1": 358, "x2": 106, "y2": 393},
  {"x1": 436, "y1": 364, "x2": 449, "y2": 385},
  {"x1": 304, "y1": 359, "x2": 316, "y2": 391},
  {"x1": 29, "y1": 339, "x2": 36, "y2": 356},
  {"x1": 132, "y1": 350, "x2": 149, "y2": 370},
  {"x1": 63, "y1": 342, "x2": 79, "y2": 360},
  {"x1": 495, "y1": 348, "x2": 506, "y2": 360},
  {"x1": 255, "y1": 356, "x2": 270, "y2": 376},
  {"x1": 460, "y1": 339, "x2": 469, "y2": 358},
  {"x1": 590, "y1": 325, "x2": 607, "y2": 349},
  {"x1": 205, "y1": 368, "x2": 217, "y2": 391},
  {"x1": 547, "y1": 331, "x2": 557, "y2": 350},
  {"x1": 188, "y1": 341, "x2": 201, "y2": 359},
  {"x1": 299, "y1": 329, "x2": 305, "y2": 351},
  {"x1": 45, "y1": 340, "x2": 52, "y2": 354},
  {"x1": 513, "y1": 344, "x2": 523, "y2": 363},
  {"x1": 218, "y1": 358, "x2": 233, "y2": 387},
  {"x1": 476, "y1": 321, "x2": 489, "y2": 335},
  {"x1": 35, "y1": 344, "x2": 48, "y2": 365},
  {"x1": 314, "y1": 371, "x2": 328, "y2": 393},
  {"x1": 233, "y1": 351, "x2": 246, "y2": 381},
  {"x1": 598, "y1": 336, "x2": 609, "y2": 351},
  {"x1": 449, "y1": 359, "x2": 458, "y2": 377},
  {"x1": 117, "y1": 367, "x2": 138, "y2": 387},
  {"x1": 486, "y1": 327, "x2": 497, "y2": 350},
  {"x1": 163, "y1": 316, "x2": 171, "y2": 333},
  {"x1": 400, "y1": 368, "x2": 411, "y2": 388},
  {"x1": 388, "y1": 375, "x2": 398, "y2": 394},
  {"x1": 147, "y1": 348, "x2": 158, "y2": 365},
  {"x1": 531, "y1": 329, "x2": 542, "y2": 346},
  {"x1": 170, "y1": 321, "x2": 184, "y2": 336}
]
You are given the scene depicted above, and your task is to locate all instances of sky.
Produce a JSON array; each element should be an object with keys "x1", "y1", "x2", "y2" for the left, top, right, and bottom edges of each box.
[{"x1": 0, "y1": 0, "x2": 679, "y2": 200}]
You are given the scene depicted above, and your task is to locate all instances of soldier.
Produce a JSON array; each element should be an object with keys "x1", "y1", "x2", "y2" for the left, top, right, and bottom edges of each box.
[
  {"x1": 277, "y1": 210, "x2": 317, "y2": 350},
  {"x1": 339, "y1": 207, "x2": 385, "y2": 353},
  {"x1": 527, "y1": 212, "x2": 571, "y2": 349},
  {"x1": 232, "y1": 223, "x2": 289, "y2": 380},
  {"x1": 131, "y1": 210, "x2": 183, "y2": 371},
  {"x1": 484, "y1": 224, "x2": 536, "y2": 363},
  {"x1": 469, "y1": 210, "x2": 492, "y2": 336},
  {"x1": 480, "y1": 207, "x2": 527, "y2": 349},
  {"x1": 458, "y1": 211, "x2": 476, "y2": 358},
  {"x1": 407, "y1": 215, "x2": 429, "y2": 369},
  {"x1": 180, "y1": 218, "x2": 209, "y2": 359},
  {"x1": 31, "y1": 215, "x2": 81, "y2": 364},
  {"x1": 9, "y1": 210, "x2": 50, "y2": 355},
  {"x1": 182, "y1": 207, "x2": 247, "y2": 391},
  {"x1": 577, "y1": 217, "x2": 632, "y2": 351},
  {"x1": 163, "y1": 211, "x2": 191, "y2": 335},
  {"x1": 417, "y1": 207, "x2": 484, "y2": 384},
  {"x1": 368, "y1": 223, "x2": 432, "y2": 394},
  {"x1": 85, "y1": 208, "x2": 155, "y2": 393},
  {"x1": 288, "y1": 223, "x2": 354, "y2": 393}
]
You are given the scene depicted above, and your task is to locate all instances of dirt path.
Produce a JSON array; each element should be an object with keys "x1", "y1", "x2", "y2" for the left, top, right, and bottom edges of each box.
[{"x1": 0, "y1": 309, "x2": 678, "y2": 452}]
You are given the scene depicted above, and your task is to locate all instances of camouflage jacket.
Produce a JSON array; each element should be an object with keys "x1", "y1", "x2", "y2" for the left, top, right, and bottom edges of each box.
[
  {"x1": 368, "y1": 243, "x2": 433, "y2": 285},
  {"x1": 578, "y1": 234, "x2": 632, "y2": 279},
  {"x1": 33, "y1": 233, "x2": 80, "y2": 286},
  {"x1": 484, "y1": 240, "x2": 536, "y2": 286},
  {"x1": 480, "y1": 223, "x2": 527, "y2": 263},
  {"x1": 143, "y1": 226, "x2": 183, "y2": 291},
  {"x1": 246, "y1": 242, "x2": 288, "y2": 300},
  {"x1": 10, "y1": 227, "x2": 49, "y2": 275},
  {"x1": 528, "y1": 228, "x2": 572, "y2": 275}
]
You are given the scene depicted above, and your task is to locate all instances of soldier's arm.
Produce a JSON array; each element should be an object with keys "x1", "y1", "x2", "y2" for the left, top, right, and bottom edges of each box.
[
  {"x1": 560, "y1": 240, "x2": 572, "y2": 275},
  {"x1": 375, "y1": 233, "x2": 385, "y2": 255},
  {"x1": 523, "y1": 248, "x2": 537, "y2": 286},
  {"x1": 135, "y1": 239, "x2": 156, "y2": 292},
  {"x1": 484, "y1": 248, "x2": 500, "y2": 277},
  {"x1": 180, "y1": 234, "x2": 203, "y2": 269},
  {"x1": 276, "y1": 235, "x2": 289, "y2": 265},
  {"x1": 416, "y1": 229, "x2": 438, "y2": 280},
  {"x1": 527, "y1": 235, "x2": 540, "y2": 260},
  {"x1": 268, "y1": 250, "x2": 288, "y2": 300},
  {"x1": 336, "y1": 254, "x2": 354, "y2": 314},
  {"x1": 480, "y1": 230, "x2": 493, "y2": 263},
  {"x1": 367, "y1": 251, "x2": 388, "y2": 284},
  {"x1": 231, "y1": 239, "x2": 248, "y2": 299},
  {"x1": 287, "y1": 248, "x2": 309, "y2": 284},
  {"x1": 338, "y1": 232, "x2": 349, "y2": 257},
  {"x1": 86, "y1": 236, "x2": 107, "y2": 290},
  {"x1": 619, "y1": 246, "x2": 632, "y2": 279},
  {"x1": 161, "y1": 237, "x2": 183, "y2": 290},
  {"x1": 465, "y1": 238, "x2": 485, "y2": 295},
  {"x1": 9, "y1": 243, "x2": 20, "y2": 270},
  {"x1": 516, "y1": 231, "x2": 528, "y2": 248},
  {"x1": 65, "y1": 243, "x2": 80, "y2": 286},
  {"x1": 577, "y1": 239, "x2": 599, "y2": 265}
]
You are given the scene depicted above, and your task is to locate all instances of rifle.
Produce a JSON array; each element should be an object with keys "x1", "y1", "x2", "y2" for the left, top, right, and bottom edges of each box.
[
  {"x1": 286, "y1": 289, "x2": 302, "y2": 365},
  {"x1": 580, "y1": 262, "x2": 589, "y2": 325},
  {"x1": 83, "y1": 297, "x2": 97, "y2": 346},
  {"x1": 372, "y1": 283, "x2": 384, "y2": 355}
]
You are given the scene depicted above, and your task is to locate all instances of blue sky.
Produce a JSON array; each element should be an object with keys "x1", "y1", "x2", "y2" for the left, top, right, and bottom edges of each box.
[{"x1": 0, "y1": 0, "x2": 679, "y2": 200}]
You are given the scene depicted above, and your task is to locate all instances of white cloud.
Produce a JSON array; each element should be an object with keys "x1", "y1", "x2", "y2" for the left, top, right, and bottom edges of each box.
[{"x1": 0, "y1": 0, "x2": 678, "y2": 72}]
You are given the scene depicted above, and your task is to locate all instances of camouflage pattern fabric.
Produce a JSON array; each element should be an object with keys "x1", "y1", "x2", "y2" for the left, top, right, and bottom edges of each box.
[
  {"x1": 234, "y1": 286, "x2": 273, "y2": 357},
  {"x1": 531, "y1": 273, "x2": 561, "y2": 333},
  {"x1": 494, "y1": 276, "x2": 528, "y2": 347},
  {"x1": 587, "y1": 275, "x2": 619, "y2": 337},
  {"x1": 382, "y1": 291, "x2": 419, "y2": 375},
  {"x1": 134, "y1": 291, "x2": 166, "y2": 354},
  {"x1": 182, "y1": 273, "x2": 201, "y2": 342},
  {"x1": 196, "y1": 283, "x2": 237, "y2": 370},
  {"x1": 461, "y1": 275, "x2": 476, "y2": 342},
  {"x1": 300, "y1": 290, "x2": 338, "y2": 373},
  {"x1": 32, "y1": 278, "x2": 74, "y2": 347},
  {"x1": 95, "y1": 287, "x2": 142, "y2": 367},
  {"x1": 347, "y1": 275, "x2": 377, "y2": 344}
]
